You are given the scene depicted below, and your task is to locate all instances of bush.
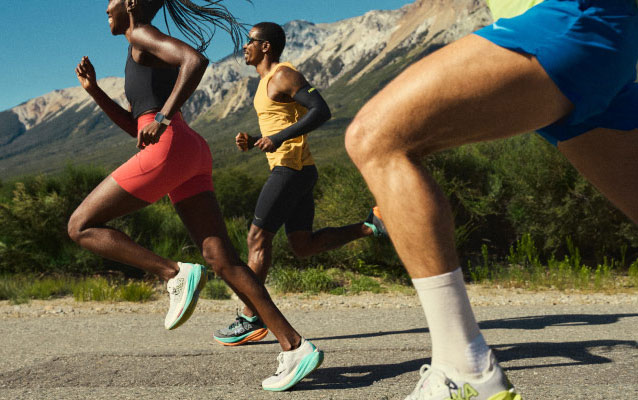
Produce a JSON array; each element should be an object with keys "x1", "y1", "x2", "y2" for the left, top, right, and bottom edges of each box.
[
  {"x1": 201, "y1": 278, "x2": 232, "y2": 300},
  {"x1": 269, "y1": 266, "x2": 340, "y2": 294}
]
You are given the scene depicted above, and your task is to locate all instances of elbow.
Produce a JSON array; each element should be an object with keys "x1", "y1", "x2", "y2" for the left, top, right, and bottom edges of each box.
[
  {"x1": 322, "y1": 105, "x2": 332, "y2": 123},
  {"x1": 185, "y1": 53, "x2": 209, "y2": 79},
  {"x1": 194, "y1": 54, "x2": 209, "y2": 77}
]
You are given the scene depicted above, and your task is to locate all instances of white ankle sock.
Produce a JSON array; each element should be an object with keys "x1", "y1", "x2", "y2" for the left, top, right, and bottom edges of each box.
[{"x1": 412, "y1": 268, "x2": 491, "y2": 375}]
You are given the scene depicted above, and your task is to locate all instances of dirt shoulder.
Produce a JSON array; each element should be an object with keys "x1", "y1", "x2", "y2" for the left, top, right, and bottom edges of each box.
[{"x1": 2, "y1": 285, "x2": 637, "y2": 320}]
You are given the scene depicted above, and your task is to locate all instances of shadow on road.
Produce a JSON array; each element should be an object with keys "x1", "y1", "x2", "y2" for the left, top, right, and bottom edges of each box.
[
  {"x1": 268, "y1": 313, "x2": 638, "y2": 345},
  {"x1": 293, "y1": 358, "x2": 428, "y2": 391},
  {"x1": 493, "y1": 339, "x2": 638, "y2": 371},
  {"x1": 290, "y1": 338, "x2": 637, "y2": 391},
  {"x1": 479, "y1": 313, "x2": 638, "y2": 330}
]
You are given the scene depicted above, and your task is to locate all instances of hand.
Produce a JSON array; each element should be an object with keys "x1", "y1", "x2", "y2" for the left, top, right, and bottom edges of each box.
[
  {"x1": 137, "y1": 120, "x2": 167, "y2": 149},
  {"x1": 75, "y1": 56, "x2": 98, "y2": 92},
  {"x1": 255, "y1": 137, "x2": 277, "y2": 152},
  {"x1": 235, "y1": 132, "x2": 257, "y2": 151}
]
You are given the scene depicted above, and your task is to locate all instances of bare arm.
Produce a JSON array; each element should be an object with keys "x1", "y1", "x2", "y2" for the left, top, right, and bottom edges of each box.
[
  {"x1": 75, "y1": 56, "x2": 137, "y2": 138},
  {"x1": 128, "y1": 25, "x2": 209, "y2": 148}
]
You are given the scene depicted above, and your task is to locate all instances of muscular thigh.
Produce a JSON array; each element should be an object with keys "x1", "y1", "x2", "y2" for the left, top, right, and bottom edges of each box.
[
  {"x1": 558, "y1": 127, "x2": 638, "y2": 224},
  {"x1": 355, "y1": 34, "x2": 574, "y2": 155}
]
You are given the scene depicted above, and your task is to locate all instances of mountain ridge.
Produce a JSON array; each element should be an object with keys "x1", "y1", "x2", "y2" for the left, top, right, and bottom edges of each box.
[{"x1": 0, "y1": 0, "x2": 492, "y2": 179}]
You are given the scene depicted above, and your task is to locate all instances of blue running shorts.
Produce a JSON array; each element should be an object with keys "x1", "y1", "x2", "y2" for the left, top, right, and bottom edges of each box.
[{"x1": 475, "y1": 0, "x2": 638, "y2": 145}]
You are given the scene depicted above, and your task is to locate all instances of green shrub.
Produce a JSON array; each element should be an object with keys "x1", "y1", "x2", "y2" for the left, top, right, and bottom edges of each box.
[
  {"x1": 269, "y1": 266, "x2": 340, "y2": 294},
  {"x1": 201, "y1": 278, "x2": 231, "y2": 300},
  {"x1": 349, "y1": 275, "x2": 385, "y2": 294},
  {"x1": 117, "y1": 281, "x2": 155, "y2": 302},
  {"x1": 73, "y1": 277, "x2": 117, "y2": 301}
]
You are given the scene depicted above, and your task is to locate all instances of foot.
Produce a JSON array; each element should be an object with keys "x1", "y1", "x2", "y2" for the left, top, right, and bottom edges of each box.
[
  {"x1": 164, "y1": 262, "x2": 207, "y2": 330},
  {"x1": 364, "y1": 206, "x2": 387, "y2": 237},
  {"x1": 262, "y1": 338, "x2": 324, "y2": 391},
  {"x1": 213, "y1": 313, "x2": 269, "y2": 346},
  {"x1": 405, "y1": 355, "x2": 521, "y2": 400}
]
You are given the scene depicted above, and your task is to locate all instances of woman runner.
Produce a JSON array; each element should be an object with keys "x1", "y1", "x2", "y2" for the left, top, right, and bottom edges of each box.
[{"x1": 68, "y1": 0, "x2": 322, "y2": 391}]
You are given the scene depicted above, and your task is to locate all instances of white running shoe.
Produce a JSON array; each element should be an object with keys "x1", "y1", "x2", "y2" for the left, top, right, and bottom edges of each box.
[
  {"x1": 405, "y1": 353, "x2": 522, "y2": 400},
  {"x1": 262, "y1": 338, "x2": 324, "y2": 391},
  {"x1": 164, "y1": 262, "x2": 207, "y2": 330}
]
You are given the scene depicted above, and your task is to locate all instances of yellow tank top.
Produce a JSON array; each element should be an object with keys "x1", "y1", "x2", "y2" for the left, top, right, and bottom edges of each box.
[{"x1": 254, "y1": 62, "x2": 315, "y2": 171}]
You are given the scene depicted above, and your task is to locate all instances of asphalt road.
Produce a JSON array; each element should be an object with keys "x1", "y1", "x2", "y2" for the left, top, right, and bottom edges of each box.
[{"x1": 1, "y1": 302, "x2": 637, "y2": 399}]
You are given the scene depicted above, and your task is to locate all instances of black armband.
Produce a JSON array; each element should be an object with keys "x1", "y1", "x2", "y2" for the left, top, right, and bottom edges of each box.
[{"x1": 268, "y1": 85, "x2": 331, "y2": 148}]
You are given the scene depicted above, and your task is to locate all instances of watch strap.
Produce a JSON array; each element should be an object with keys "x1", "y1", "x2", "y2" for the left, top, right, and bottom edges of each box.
[{"x1": 154, "y1": 113, "x2": 171, "y2": 126}]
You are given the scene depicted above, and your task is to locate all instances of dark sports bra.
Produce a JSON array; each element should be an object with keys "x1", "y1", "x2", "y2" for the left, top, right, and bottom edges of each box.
[{"x1": 125, "y1": 45, "x2": 179, "y2": 119}]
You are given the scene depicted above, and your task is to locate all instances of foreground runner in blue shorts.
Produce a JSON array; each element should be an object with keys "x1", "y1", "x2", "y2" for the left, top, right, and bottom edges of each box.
[{"x1": 345, "y1": 0, "x2": 638, "y2": 398}]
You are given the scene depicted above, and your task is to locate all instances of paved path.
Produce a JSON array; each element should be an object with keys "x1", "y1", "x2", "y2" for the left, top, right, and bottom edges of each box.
[{"x1": 1, "y1": 296, "x2": 637, "y2": 399}]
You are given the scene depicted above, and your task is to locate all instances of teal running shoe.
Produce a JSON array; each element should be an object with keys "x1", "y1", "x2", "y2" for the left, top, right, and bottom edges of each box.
[
  {"x1": 262, "y1": 338, "x2": 324, "y2": 391},
  {"x1": 164, "y1": 262, "x2": 207, "y2": 330}
]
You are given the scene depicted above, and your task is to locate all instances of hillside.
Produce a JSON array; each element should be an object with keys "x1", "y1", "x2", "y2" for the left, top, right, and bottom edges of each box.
[{"x1": 0, "y1": 0, "x2": 491, "y2": 179}]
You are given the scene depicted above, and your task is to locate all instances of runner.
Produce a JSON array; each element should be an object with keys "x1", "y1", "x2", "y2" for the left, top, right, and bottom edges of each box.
[
  {"x1": 68, "y1": 0, "x2": 322, "y2": 391},
  {"x1": 344, "y1": 0, "x2": 638, "y2": 399},
  {"x1": 213, "y1": 22, "x2": 387, "y2": 347}
]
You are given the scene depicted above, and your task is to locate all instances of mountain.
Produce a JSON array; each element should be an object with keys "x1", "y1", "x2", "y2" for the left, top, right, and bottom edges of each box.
[{"x1": 0, "y1": 0, "x2": 491, "y2": 179}]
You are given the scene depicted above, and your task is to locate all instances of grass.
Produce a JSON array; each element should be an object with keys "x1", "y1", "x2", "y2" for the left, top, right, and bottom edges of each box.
[
  {"x1": 3, "y1": 235, "x2": 638, "y2": 305},
  {"x1": 468, "y1": 234, "x2": 638, "y2": 291},
  {"x1": 201, "y1": 278, "x2": 232, "y2": 300},
  {"x1": 0, "y1": 275, "x2": 155, "y2": 304}
]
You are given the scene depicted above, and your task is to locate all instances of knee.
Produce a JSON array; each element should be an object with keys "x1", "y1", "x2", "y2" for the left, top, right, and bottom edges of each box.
[
  {"x1": 345, "y1": 117, "x2": 375, "y2": 169},
  {"x1": 288, "y1": 237, "x2": 312, "y2": 259},
  {"x1": 201, "y1": 241, "x2": 236, "y2": 277},
  {"x1": 345, "y1": 114, "x2": 404, "y2": 172},
  {"x1": 290, "y1": 245, "x2": 311, "y2": 259},
  {"x1": 67, "y1": 210, "x2": 85, "y2": 244}
]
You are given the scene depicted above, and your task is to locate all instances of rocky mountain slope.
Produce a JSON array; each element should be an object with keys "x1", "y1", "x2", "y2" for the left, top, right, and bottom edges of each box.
[{"x1": 0, "y1": 0, "x2": 491, "y2": 178}]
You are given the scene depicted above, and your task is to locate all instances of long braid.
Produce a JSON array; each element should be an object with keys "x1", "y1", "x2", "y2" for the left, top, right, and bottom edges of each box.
[{"x1": 160, "y1": 0, "x2": 250, "y2": 53}]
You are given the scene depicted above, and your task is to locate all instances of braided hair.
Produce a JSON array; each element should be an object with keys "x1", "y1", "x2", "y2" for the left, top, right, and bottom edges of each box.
[{"x1": 145, "y1": 0, "x2": 250, "y2": 53}]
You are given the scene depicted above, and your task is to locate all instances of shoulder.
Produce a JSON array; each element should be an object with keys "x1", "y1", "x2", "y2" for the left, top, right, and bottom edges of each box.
[
  {"x1": 128, "y1": 24, "x2": 168, "y2": 50},
  {"x1": 270, "y1": 65, "x2": 309, "y2": 92}
]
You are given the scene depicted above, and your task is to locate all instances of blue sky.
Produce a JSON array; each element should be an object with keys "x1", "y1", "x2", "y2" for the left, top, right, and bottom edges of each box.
[{"x1": 0, "y1": 0, "x2": 414, "y2": 112}]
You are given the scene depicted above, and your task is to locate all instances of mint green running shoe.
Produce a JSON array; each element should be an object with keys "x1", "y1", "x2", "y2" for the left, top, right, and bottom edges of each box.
[
  {"x1": 405, "y1": 353, "x2": 522, "y2": 400},
  {"x1": 262, "y1": 338, "x2": 323, "y2": 391},
  {"x1": 164, "y1": 262, "x2": 207, "y2": 330}
]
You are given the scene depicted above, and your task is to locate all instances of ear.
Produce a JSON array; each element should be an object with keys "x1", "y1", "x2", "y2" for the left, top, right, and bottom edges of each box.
[
  {"x1": 262, "y1": 41, "x2": 272, "y2": 55},
  {"x1": 126, "y1": 0, "x2": 138, "y2": 13}
]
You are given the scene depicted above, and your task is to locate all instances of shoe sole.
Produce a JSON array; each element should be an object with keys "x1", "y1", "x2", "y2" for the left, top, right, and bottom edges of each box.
[
  {"x1": 214, "y1": 328, "x2": 269, "y2": 346},
  {"x1": 166, "y1": 265, "x2": 207, "y2": 330},
  {"x1": 262, "y1": 349, "x2": 324, "y2": 392}
]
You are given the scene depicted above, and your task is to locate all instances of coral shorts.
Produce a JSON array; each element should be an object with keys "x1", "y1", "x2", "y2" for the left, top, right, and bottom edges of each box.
[
  {"x1": 475, "y1": 0, "x2": 638, "y2": 145},
  {"x1": 111, "y1": 113, "x2": 214, "y2": 204}
]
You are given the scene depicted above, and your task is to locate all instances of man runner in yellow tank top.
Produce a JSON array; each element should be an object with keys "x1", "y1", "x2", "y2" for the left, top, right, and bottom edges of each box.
[{"x1": 213, "y1": 22, "x2": 386, "y2": 348}]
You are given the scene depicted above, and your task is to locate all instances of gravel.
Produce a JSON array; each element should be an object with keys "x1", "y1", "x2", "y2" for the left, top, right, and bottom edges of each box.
[{"x1": 2, "y1": 285, "x2": 637, "y2": 320}]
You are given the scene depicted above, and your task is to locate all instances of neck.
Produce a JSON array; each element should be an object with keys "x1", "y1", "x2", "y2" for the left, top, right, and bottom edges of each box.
[{"x1": 255, "y1": 57, "x2": 279, "y2": 78}]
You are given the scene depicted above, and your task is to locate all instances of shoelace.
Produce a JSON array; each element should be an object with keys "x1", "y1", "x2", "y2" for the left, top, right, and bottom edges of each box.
[
  {"x1": 408, "y1": 364, "x2": 450, "y2": 398},
  {"x1": 167, "y1": 278, "x2": 184, "y2": 296},
  {"x1": 273, "y1": 352, "x2": 286, "y2": 376}
]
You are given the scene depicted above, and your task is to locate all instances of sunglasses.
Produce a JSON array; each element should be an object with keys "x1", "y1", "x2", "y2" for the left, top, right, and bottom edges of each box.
[{"x1": 246, "y1": 36, "x2": 267, "y2": 45}]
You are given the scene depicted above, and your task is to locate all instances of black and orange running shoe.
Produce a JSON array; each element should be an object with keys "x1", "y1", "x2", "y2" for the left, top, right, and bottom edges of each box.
[
  {"x1": 214, "y1": 313, "x2": 268, "y2": 346},
  {"x1": 364, "y1": 206, "x2": 387, "y2": 237}
]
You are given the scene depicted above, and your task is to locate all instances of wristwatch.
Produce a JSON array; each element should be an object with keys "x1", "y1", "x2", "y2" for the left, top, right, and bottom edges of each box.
[{"x1": 154, "y1": 112, "x2": 171, "y2": 126}]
